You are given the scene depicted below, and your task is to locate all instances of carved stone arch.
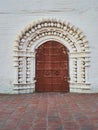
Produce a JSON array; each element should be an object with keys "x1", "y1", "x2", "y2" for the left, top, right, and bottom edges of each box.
[{"x1": 13, "y1": 19, "x2": 90, "y2": 93}]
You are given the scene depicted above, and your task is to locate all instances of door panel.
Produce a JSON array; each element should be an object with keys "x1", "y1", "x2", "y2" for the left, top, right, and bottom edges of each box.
[{"x1": 35, "y1": 41, "x2": 69, "y2": 92}]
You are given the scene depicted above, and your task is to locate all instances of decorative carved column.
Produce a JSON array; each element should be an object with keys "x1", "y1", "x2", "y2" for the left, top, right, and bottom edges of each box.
[
  {"x1": 31, "y1": 52, "x2": 36, "y2": 83},
  {"x1": 26, "y1": 57, "x2": 31, "y2": 83},
  {"x1": 18, "y1": 57, "x2": 23, "y2": 83},
  {"x1": 73, "y1": 58, "x2": 77, "y2": 83},
  {"x1": 13, "y1": 57, "x2": 18, "y2": 84},
  {"x1": 69, "y1": 57, "x2": 77, "y2": 83},
  {"x1": 77, "y1": 57, "x2": 83, "y2": 83},
  {"x1": 85, "y1": 57, "x2": 90, "y2": 83},
  {"x1": 79, "y1": 57, "x2": 86, "y2": 83},
  {"x1": 22, "y1": 57, "x2": 26, "y2": 83}
]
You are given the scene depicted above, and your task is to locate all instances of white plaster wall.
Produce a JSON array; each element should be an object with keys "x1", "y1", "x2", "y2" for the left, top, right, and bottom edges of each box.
[{"x1": 0, "y1": 0, "x2": 98, "y2": 93}]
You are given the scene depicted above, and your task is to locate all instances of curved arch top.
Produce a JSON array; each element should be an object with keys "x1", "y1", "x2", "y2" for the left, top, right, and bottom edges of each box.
[
  {"x1": 14, "y1": 19, "x2": 89, "y2": 53},
  {"x1": 13, "y1": 19, "x2": 90, "y2": 94}
]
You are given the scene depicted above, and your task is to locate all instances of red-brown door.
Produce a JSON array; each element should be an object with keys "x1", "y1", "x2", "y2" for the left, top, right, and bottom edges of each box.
[{"x1": 35, "y1": 41, "x2": 69, "y2": 92}]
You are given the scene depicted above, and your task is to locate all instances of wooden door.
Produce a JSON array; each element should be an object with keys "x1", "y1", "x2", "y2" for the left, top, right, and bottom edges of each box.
[{"x1": 35, "y1": 41, "x2": 69, "y2": 92}]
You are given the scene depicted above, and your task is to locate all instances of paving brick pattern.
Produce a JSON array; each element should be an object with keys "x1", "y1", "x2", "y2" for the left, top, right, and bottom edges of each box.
[{"x1": 0, "y1": 93, "x2": 98, "y2": 130}]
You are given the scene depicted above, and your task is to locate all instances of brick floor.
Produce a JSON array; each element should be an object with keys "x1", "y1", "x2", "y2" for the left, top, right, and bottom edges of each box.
[{"x1": 0, "y1": 93, "x2": 98, "y2": 130}]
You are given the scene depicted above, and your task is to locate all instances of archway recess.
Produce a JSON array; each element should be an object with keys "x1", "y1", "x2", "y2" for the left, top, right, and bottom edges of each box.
[
  {"x1": 13, "y1": 19, "x2": 90, "y2": 94},
  {"x1": 35, "y1": 40, "x2": 69, "y2": 92}
]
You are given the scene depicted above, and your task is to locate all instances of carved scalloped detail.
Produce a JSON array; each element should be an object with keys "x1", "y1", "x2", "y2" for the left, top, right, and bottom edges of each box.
[{"x1": 14, "y1": 19, "x2": 89, "y2": 53}]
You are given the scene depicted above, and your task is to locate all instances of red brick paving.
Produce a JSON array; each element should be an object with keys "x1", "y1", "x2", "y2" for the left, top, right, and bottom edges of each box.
[{"x1": 0, "y1": 93, "x2": 98, "y2": 130}]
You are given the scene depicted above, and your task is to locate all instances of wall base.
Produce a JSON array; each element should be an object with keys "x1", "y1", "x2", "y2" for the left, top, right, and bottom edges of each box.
[
  {"x1": 13, "y1": 83, "x2": 92, "y2": 94},
  {"x1": 70, "y1": 83, "x2": 91, "y2": 93},
  {"x1": 13, "y1": 83, "x2": 35, "y2": 94}
]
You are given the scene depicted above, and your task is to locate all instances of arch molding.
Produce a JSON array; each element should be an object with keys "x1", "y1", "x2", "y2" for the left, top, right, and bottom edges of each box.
[{"x1": 13, "y1": 19, "x2": 90, "y2": 93}]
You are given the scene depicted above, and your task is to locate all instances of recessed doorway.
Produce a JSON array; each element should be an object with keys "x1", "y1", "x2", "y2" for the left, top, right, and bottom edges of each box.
[{"x1": 35, "y1": 41, "x2": 69, "y2": 92}]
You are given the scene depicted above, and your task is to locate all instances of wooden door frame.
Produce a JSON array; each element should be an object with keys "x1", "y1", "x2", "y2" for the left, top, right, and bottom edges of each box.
[{"x1": 32, "y1": 37, "x2": 72, "y2": 92}]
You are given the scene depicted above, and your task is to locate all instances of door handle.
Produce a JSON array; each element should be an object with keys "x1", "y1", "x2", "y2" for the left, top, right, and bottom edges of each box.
[{"x1": 34, "y1": 77, "x2": 36, "y2": 80}]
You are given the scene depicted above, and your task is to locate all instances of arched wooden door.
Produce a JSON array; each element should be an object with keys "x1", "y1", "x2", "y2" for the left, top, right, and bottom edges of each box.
[{"x1": 35, "y1": 41, "x2": 69, "y2": 92}]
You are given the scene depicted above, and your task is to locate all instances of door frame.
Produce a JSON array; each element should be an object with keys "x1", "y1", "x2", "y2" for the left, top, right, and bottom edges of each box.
[
  {"x1": 13, "y1": 19, "x2": 90, "y2": 94},
  {"x1": 32, "y1": 37, "x2": 70, "y2": 91}
]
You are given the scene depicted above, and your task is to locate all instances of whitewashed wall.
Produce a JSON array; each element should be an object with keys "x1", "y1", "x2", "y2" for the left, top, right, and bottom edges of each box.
[{"x1": 0, "y1": 0, "x2": 98, "y2": 93}]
